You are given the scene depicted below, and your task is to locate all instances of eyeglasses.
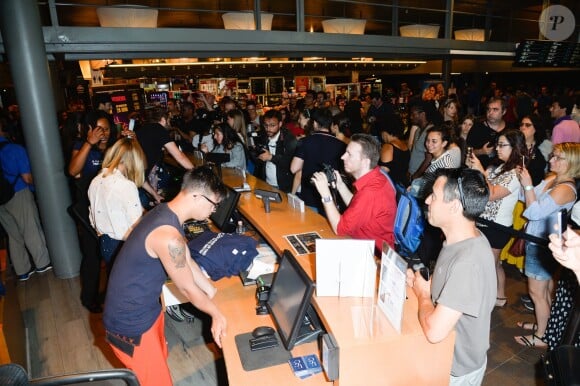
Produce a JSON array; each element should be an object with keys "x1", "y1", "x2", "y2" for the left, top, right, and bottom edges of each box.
[
  {"x1": 520, "y1": 122, "x2": 533, "y2": 128},
  {"x1": 195, "y1": 194, "x2": 219, "y2": 211},
  {"x1": 496, "y1": 143, "x2": 511, "y2": 148},
  {"x1": 549, "y1": 153, "x2": 566, "y2": 161},
  {"x1": 457, "y1": 177, "x2": 467, "y2": 209}
]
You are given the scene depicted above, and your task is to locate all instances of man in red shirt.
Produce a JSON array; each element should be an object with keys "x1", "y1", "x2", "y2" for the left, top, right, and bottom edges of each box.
[{"x1": 311, "y1": 133, "x2": 396, "y2": 253}]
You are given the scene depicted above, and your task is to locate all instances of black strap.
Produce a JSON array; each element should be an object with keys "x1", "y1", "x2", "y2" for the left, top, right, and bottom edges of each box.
[{"x1": 476, "y1": 217, "x2": 548, "y2": 246}]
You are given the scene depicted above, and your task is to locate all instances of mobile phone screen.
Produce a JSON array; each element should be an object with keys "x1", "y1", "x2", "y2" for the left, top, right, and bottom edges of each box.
[
  {"x1": 558, "y1": 209, "x2": 567, "y2": 241},
  {"x1": 128, "y1": 118, "x2": 135, "y2": 131}
]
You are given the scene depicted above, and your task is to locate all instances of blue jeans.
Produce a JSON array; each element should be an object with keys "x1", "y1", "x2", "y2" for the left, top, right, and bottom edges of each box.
[{"x1": 524, "y1": 242, "x2": 556, "y2": 281}]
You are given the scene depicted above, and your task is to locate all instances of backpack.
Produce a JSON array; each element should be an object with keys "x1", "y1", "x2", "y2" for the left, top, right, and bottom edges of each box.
[
  {"x1": 0, "y1": 142, "x2": 16, "y2": 205},
  {"x1": 381, "y1": 169, "x2": 425, "y2": 257}
]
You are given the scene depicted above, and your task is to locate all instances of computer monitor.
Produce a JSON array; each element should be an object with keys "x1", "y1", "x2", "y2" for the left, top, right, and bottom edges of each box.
[
  {"x1": 266, "y1": 250, "x2": 323, "y2": 351},
  {"x1": 205, "y1": 153, "x2": 230, "y2": 178},
  {"x1": 210, "y1": 185, "x2": 240, "y2": 233}
]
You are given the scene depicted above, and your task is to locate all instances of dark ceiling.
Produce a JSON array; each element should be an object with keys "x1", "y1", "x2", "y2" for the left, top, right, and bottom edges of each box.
[
  {"x1": 38, "y1": 0, "x2": 571, "y2": 43},
  {"x1": 0, "y1": 1, "x2": 575, "y2": 82}
]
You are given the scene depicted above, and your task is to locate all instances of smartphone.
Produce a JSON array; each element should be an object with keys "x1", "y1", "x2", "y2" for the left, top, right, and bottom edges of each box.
[
  {"x1": 522, "y1": 155, "x2": 526, "y2": 168},
  {"x1": 557, "y1": 208, "x2": 567, "y2": 241},
  {"x1": 466, "y1": 147, "x2": 473, "y2": 165},
  {"x1": 412, "y1": 263, "x2": 430, "y2": 281},
  {"x1": 128, "y1": 118, "x2": 135, "y2": 131}
]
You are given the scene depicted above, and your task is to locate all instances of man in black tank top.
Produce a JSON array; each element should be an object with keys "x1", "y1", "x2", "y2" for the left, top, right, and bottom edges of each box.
[{"x1": 103, "y1": 166, "x2": 228, "y2": 386}]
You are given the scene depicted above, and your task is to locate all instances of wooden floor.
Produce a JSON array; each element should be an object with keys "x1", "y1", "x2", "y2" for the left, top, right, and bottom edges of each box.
[
  {"x1": 6, "y1": 261, "x2": 547, "y2": 386},
  {"x1": 8, "y1": 266, "x2": 227, "y2": 385}
]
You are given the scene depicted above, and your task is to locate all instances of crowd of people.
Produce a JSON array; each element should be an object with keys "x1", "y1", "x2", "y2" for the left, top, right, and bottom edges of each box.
[{"x1": 1, "y1": 79, "x2": 580, "y2": 385}]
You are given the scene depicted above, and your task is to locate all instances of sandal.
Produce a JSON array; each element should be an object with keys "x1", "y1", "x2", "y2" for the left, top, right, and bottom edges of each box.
[
  {"x1": 514, "y1": 334, "x2": 547, "y2": 348},
  {"x1": 495, "y1": 297, "x2": 508, "y2": 308},
  {"x1": 516, "y1": 321, "x2": 537, "y2": 332}
]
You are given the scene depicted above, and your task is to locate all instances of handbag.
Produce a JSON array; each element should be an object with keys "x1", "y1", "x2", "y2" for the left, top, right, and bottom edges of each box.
[
  {"x1": 508, "y1": 236, "x2": 526, "y2": 257},
  {"x1": 508, "y1": 223, "x2": 527, "y2": 257}
]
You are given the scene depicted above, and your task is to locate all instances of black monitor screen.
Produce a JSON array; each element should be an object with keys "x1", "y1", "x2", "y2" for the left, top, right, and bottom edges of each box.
[
  {"x1": 210, "y1": 186, "x2": 240, "y2": 233},
  {"x1": 266, "y1": 250, "x2": 316, "y2": 350}
]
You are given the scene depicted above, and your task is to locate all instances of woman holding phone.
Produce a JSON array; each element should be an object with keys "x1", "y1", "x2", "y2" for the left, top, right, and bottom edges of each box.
[
  {"x1": 514, "y1": 142, "x2": 580, "y2": 348},
  {"x1": 468, "y1": 129, "x2": 525, "y2": 309},
  {"x1": 519, "y1": 115, "x2": 548, "y2": 185}
]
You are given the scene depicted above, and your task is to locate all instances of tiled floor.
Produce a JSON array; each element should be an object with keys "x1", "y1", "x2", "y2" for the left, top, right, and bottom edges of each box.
[{"x1": 483, "y1": 262, "x2": 546, "y2": 386}]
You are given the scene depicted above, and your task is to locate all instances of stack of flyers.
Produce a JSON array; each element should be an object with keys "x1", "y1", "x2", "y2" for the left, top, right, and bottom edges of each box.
[{"x1": 288, "y1": 354, "x2": 323, "y2": 379}]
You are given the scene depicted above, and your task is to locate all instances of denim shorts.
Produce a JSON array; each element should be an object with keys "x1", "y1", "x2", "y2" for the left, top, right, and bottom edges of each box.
[{"x1": 524, "y1": 242, "x2": 557, "y2": 281}]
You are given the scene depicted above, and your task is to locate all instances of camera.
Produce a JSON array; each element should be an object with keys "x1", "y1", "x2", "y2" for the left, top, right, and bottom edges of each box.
[
  {"x1": 249, "y1": 144, "x2": 267, "y2": 158},
  {"x1": 322, "y1": 163, "x2": 337, "y2": 188}
]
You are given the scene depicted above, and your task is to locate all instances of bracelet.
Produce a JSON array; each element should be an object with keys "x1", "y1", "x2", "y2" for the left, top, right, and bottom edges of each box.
[
  {"x1": 85, "y1": 140, "x2": 94, "y2": 146},
  {"x1": 524, "y1": 185, "x2": 534, "y2": 191}
]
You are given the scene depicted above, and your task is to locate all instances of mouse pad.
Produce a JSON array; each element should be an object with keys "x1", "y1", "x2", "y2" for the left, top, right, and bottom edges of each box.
[{"x1": 234, "y1": 332, "x2": 291, "y2": 371}]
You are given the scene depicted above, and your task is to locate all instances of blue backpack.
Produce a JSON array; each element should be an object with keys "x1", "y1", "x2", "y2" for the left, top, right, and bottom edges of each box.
[{"x1": 381, "y1": 169, "x2": 425, "y2": 257}]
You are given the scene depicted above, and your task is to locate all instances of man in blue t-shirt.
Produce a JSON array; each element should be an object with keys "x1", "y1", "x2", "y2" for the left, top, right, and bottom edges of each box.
[{"x1": 0, "y1": 117, "x2": 52, "y2": 280}]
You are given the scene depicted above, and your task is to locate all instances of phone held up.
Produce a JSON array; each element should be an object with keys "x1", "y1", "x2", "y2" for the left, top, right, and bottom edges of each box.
[{"x1": 557, "y1": 208, "x2": 567, "y2": 242}]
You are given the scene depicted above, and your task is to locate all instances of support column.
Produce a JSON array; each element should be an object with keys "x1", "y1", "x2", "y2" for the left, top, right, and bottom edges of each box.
[
  {"x1": 442, "y1": 58, "x2": 452, "y2": 95},
  {"x1": 296, "y1": 0, "x2": 305, "y2": 32},
  {"x1": 0, "y1": 0, "x2": 82, "y2": 278}
]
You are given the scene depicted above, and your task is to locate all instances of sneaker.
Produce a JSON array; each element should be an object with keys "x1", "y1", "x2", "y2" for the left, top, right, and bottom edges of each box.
[
  {"x1": 18, "y1": 270, "x2": 36, "y2": 282},
  {"x1": 520, "y1": 294, "x2": 532, "y2": 304},
  {"x1": 523, "y1": 301, "x2": 535, "y2": 312},
  {"x1": 36, "y1": 264, "x2": 53, "y2": 273},
  {"x1": 166, "y1": 305, "x2": 186, "y2": 322}
]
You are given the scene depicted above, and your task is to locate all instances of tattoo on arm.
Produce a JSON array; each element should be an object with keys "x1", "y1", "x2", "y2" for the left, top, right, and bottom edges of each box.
[{"x1": 167, "y1": 237, "x2": 186, "y2": 269}]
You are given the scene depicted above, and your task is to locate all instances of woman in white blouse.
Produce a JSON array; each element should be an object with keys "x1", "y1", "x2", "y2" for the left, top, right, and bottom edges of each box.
[
  {"x1": 88, "y1": 137, "x2": 146, "y2": 268},
  {"x1": 468, "y1": 130, "x2": 526, "y2": 308}
]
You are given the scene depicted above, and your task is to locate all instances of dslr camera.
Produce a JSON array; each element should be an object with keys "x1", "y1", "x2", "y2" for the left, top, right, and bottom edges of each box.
[
  {"x1": 248, "y1": 144, "x2": 267, "y2": 159},
  {"x1": 322, "y1": 163, "x2": 337, "y2": 188}
]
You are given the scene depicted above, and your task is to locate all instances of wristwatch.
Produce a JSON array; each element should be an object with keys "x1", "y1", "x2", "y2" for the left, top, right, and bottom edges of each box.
[
  {"x1": 524, "y1": 185, "x2": 534, "y2": 191},
  {"x1": 321, "y1": 196, "x2": 333, "y2": 204}
]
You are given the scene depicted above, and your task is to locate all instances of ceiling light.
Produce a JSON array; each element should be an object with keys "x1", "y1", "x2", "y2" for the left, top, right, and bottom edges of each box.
[
  {"x1": 97, "y1": 6, "x2": 158, "y2": 28},
  {"x1": 222, "y1": 12, "x2": 273, "y2": 30},
  {"x1": 454, "y1": 29, "x2": 486, "y2": 41},
  {"x1": 400, "y1": 24, "x2": 440, "y2": 38},
  {"x1": 108, "y1": 59, "x2": 426, "y2": 69},
  {"x1": 322, "y1": 18, "x2": 366, "y2": 35},
  {"x1": 449, "y1": 49, "x2": 514, "y2": 57}
]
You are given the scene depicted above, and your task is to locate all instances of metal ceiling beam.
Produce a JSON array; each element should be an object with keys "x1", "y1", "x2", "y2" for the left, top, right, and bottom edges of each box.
[{"x1": 0, "y1": 26, "x2": 515, "y2": 60}]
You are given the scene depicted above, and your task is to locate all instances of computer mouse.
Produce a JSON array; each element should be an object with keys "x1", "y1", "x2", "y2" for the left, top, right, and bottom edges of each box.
[{"x1": 252, "y1": 325, "x2": 275, "y2": 338}]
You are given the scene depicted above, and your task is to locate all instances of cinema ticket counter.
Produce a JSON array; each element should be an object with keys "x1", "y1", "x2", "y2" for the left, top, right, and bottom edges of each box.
[{"x1": 209, "y1": 169, "x2": 455, "y2": 385}]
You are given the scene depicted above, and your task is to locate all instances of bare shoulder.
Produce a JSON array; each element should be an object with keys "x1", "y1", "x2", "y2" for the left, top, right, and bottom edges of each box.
[{"x1": 145, "y1": 225, "x2": 186, "y2": 263}]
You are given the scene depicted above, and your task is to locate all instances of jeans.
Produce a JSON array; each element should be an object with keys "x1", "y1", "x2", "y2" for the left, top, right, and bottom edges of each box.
[{"x1": 99, "y1": 234, "x2": 123, "y2": 266}]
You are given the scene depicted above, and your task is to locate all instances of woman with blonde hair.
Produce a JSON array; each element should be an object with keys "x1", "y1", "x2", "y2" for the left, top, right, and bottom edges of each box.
[
  {"x1": 226, "y1": 109, "x2": 247, "y2": 144},
  {"x1": 88, "y1": 137, "x2": 147, "y2": 269},
  {"x1": 514, "y1": 142, "x2": 580, "y2": 348}
]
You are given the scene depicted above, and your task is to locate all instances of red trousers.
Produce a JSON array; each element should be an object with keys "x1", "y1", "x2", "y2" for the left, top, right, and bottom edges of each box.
[{"x1": 109, "y1": 311, "x2": 172, "y2": 386}]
